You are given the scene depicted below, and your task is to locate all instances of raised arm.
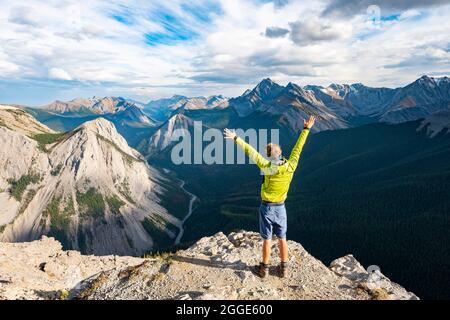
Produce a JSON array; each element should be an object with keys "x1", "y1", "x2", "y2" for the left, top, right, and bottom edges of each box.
[
  {"x1": 288, "y1": 116, "x2": 315, "y2": 171},
  {"x1": 224, "y1": 128, "x2": 270, "y2": 169}
]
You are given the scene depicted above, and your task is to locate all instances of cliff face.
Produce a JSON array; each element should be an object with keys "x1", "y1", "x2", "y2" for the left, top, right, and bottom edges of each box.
[
  {"x1": 0, "y1": 110, "x2": 181, "y2": 256},
  {"x1": 0, "y1": 231, "x2": 418, "y2": 300}
]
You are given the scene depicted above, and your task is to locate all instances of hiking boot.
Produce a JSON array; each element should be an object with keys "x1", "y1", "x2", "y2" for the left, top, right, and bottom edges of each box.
[
  {"x1": 278, "y1": 262, "x2": 288, "y2": 278},
  {"x1": 256, "y1": 262, "x2": 269, "y2": 278}
]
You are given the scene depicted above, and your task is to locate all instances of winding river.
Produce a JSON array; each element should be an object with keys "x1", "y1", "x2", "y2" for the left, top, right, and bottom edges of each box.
[{"x1": 174, "y1": 179, "x2": 198, "y2": 245}]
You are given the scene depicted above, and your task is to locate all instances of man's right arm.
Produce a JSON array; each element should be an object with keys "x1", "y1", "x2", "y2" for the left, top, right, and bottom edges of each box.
[
  {"x1": 234, "y1": 136, "x2": 270, "y2": 169},
  {"x1": 223, "y1": 128, "x2": 270, "y2": 169}
]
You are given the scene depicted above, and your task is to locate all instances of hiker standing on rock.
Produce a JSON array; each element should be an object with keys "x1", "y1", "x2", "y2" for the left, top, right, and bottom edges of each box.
[{"x1": 224, "y1": 116, "x2": 315, "y2": 278}]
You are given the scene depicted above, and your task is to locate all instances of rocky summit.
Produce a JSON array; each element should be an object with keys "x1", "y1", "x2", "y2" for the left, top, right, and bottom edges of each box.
[{"x1": 0, "y1": 231, "x2": 418, "y2": 300}]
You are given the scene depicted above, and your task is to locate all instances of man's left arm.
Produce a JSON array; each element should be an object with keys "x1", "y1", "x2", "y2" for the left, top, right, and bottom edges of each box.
[{"x1": 287, "y1": 115, "x2": 315, "y2": 171}]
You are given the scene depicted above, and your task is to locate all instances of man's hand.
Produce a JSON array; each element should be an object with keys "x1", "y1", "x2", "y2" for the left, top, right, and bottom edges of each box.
[
  {"x1": 223, "y1": 128, "x2": 237, "y2": 140},
  {"x1": 304, "y1": 115, "x2": 316, "y2": 129}
]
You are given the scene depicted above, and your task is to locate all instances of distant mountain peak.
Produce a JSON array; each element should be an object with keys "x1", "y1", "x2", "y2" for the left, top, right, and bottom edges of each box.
[
  {"x1": 285, "y1": 82, "x2": 301, "y2": 90},
  {"x1": 251, "y1": 78, "x2": 283, "y2": 98},
  {"x1": 303, "y1": 84, "x2": 324, "y2": 91},
  {"x1": 415, "y1": 75, "x2": 437, "y2": 86},
  {"x1": 261, "y1": 77, "x2": 274, "y2": 84},
  {"x1": 284, "y1": 82, "x2": 311, "y2": 98},
  {"x1": 255, "y1": 78, "x2": 278, "y2": 91},
  {"x1": 328, "y1": 83, "x2": 348, "y2": 91},
  {"x1": 419, "y1": 75, "x2": 432, "y2": 80}
]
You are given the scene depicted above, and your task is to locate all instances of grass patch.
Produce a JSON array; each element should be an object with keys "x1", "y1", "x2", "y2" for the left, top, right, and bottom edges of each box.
[
  {"x1": 17, "y1": 189, "x2": 37, "y2": 216},
  {"x1": 152, "y1": 214, "x2": 179, "y2": 235},
  {"x1": 8, "y1": 173, "x2": 41, "y2": 201},
  {"x1": 141, "y1": 217, "x2": 173, "y2": 249},
  {"x1": 64, "y1": 198, "x2": 76, "y2": 216},
  {"x1": 106, "y1": 195, "x2": 125, "y2": 215},
  {"x1": 76, "y1": 187, "x2": 105, "y2": 218},
  {"x1": 118, "y1": 179, "x2": 135, "y2": 204},
  {"x1": 31, "y1": 132, "x2": 65, "y2": 152},
  {"x1": 0, "y1": 118, "x2": 8, "y2": 129},
  {"x1": 58, "y1": 290, "x2": 70, "y2": 300},
  {"x1": 76, "y1": 272, "x2": 109, "y2": 300},
  {"x1": 43, "y1": 196, "x2": 72, "y2": 249},
  {"x1": 144, "y1": 251, "x2": 174, "y2": 260}
]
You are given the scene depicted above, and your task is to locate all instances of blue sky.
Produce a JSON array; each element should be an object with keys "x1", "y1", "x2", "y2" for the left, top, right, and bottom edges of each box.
[{"x1": 0, "y1": 0, "x2": 449, "y2": 105}]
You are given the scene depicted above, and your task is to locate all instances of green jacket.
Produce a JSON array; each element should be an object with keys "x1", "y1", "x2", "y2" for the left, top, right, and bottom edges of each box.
[{"x1": 235, "y1": 129, "x2": 310, "y2": 203}]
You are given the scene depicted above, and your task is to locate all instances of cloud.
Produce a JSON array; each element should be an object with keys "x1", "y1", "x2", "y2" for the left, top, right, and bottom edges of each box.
[
  {"x1": 189, "y1": 73, "x2": 250, "y2": 84},
  {"x1": 399, "y1": 9, "x2": 422, "y2": 20},
  {"x1": 49, "y1": 68, "x2": 73, "y2": 81},
  {"x1": 8, "y1": 6, "x2": 40, "y2": 26},
  {"x1": 264, "y1": 26, "x2": 289, "y2": 38},
  {"x1": 288, "y1": 19, "x2": 353, "y2": 45},
  {"x1": 257, "y1": 0, "x2": 290, "y2": 9},
  {"x1": 264, "y1": 17, "x2": 354, "y2": 46},
  {"x1": 385, "y1": 47, "x2": 450, "y2": 69},
  {"x1": 0, "y1": 0, "x2": 449, "y2": 105},
  {"x1": 322, "y1": 0, "x2": 450, "y2": 17},
  {"x1": 0, "y1": 60, "x2": 20, "y2": 75}
]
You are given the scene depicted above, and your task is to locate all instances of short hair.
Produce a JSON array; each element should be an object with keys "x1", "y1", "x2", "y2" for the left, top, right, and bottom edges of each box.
[{"x1": 266, "y1": 143, "x2": 282, "y2": 158}]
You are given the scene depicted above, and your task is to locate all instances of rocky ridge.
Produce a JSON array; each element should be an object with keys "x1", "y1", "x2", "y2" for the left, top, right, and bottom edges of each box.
[{"x1": 0, "y1": 231, "x2": 418, "y2": 300}]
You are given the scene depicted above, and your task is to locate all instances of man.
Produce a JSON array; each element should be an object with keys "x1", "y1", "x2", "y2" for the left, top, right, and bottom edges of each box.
[{"x1": 223, "y1": 116, "x2": 315, "y2": 278}]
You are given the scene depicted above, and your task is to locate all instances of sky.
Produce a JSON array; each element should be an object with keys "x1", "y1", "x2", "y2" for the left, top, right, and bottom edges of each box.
[{"x1": 0, "y1": 0, "x2": 449, "y2": 105}]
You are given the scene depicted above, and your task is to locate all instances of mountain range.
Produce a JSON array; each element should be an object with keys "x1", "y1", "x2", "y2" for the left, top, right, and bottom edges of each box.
[
  {"x1": 137, "y1": 76, "x2": 450, "y2": 157},
  {"x1": 144, "y1": 95, "x2": 228, "y2": 122},
  {"x1": 21, "y1": 75, "x2": 450, "y2": 157}
]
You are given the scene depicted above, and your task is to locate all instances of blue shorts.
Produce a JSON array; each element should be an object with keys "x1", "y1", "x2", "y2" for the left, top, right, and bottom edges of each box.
[{"x1": 259, "y1": 203, "x2": 287, "y2": 240}]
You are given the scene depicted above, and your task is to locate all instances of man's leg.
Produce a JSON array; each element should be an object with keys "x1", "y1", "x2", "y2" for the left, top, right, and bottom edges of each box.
[
  {"x1": 258, "y1": 204, "x2": 272, "y2": 278},
  {"x1": 274, "y1": 205, "x2": 288, "y2": 278},
  {"x1": 262, "y1": 239, "x2": 272, "y2": 264},
  {"x1": 278, "y1": 238, "x2": 288, "y2": 262},
  {"x1": 259, "y1": 204, "x2": 273, "y2": 265}
]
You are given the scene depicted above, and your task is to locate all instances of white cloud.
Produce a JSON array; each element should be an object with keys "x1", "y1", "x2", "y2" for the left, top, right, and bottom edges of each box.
[
  {"x1": 0, "y1": 60, "x2": 20, "y2": 75},
  {"x1": 8, "y1": 6, "x2": 41, "y2": 26},
  {"x1": 0, "y1": 0, "x2": 449, "y2": 104},
  {"x1": 288, "y1": 18, "x2": 353, "y2": 45},
  {"x1": 399, "y1": 9, "x2": 422, "y2": 20},
  {"x1": 49, "y1": 68, "x2": 73, "y2": 81}
]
